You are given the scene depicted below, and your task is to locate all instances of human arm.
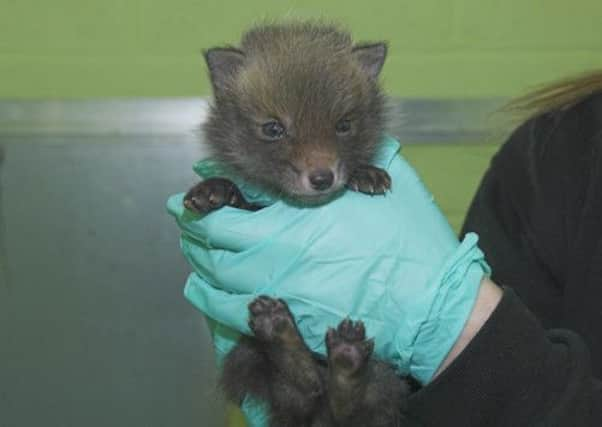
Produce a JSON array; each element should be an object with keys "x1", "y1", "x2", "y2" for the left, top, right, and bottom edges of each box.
[
  {"x1": 408, "y1": 280, "x2": 602, "y2": 427},
  {"x1": 432, "y1": 276, "x2": 502, "y2": 378}
]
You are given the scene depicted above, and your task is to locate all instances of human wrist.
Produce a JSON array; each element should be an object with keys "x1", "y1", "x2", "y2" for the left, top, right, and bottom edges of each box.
[
  {"x1": 407, "y1": 234, "x2": 490, "y2": 384},
  {"x1": 431, "y1": 277, "x2": 502, "y2": 379}
]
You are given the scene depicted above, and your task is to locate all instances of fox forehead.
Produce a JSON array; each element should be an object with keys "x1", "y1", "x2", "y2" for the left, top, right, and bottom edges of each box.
[
  {"x1": 231, "y1": 24, "x2": 369, "y2": 121},
  {"x1": 235, "y1": 56, "x2": 371, "y2": 123}
]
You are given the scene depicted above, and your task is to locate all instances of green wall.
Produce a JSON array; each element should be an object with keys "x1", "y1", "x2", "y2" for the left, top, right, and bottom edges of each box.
[{"x1": 2, "y1": 0, "x2": 602, "y2": 99}]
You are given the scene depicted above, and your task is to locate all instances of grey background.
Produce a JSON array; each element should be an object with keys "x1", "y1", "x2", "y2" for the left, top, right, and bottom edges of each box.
[{"x1": 0, "y1": 132, "x2": 224, "y2": 427}]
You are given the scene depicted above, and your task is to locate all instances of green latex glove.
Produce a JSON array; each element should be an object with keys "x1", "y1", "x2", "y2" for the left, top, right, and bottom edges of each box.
[{"x1": 167, "y1": 135, "x2": 490, "y2": 425}]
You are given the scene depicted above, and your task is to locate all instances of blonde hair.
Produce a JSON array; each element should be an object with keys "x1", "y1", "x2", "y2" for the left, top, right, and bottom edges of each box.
[{"x1": 504, "y1": 70, "x2": 602, "y2": 119}]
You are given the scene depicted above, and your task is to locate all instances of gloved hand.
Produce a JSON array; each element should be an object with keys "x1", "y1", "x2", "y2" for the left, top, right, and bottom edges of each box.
[{"x1": 166, "y1": 135, "x2": 489, "y2": 425}]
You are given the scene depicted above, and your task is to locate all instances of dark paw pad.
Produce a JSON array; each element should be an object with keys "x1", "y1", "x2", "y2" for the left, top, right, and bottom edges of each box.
[
  {"x1": 248, "y1": 296, "x2": 299, "y2": 344},
  {"x1": 347, "y1": 165, "x2": 391, "y2": 195},
  {"x1": 183, "y1": 178, "x2": 245, "y2": 214},
  {"x1": 326, "y1": 319, "x2": 374, "y2": 375}
]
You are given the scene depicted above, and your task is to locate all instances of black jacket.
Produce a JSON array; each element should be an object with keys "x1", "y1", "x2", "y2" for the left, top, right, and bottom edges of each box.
[{"x1": 407, "y1": 94, "x2": 602, "y2": 426}]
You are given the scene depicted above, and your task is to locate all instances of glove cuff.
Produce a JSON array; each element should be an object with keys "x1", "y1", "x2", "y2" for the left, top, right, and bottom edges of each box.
[{"x1": 408, "y1": 233, "x2": 490, "y2": 384}]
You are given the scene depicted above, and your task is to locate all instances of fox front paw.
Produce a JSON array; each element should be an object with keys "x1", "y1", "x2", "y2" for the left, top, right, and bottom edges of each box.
[
  {"x1": 183, "y1": 178, "x2": 246, "y2": 214},
  {"x1": 347, "y1": 165, "x2": 391, "y2": 195}
]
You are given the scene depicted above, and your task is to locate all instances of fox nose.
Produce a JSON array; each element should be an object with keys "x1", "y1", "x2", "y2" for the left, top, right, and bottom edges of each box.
[{"x1": 309, "y1": 169, "x2": 335, "y2": 191}]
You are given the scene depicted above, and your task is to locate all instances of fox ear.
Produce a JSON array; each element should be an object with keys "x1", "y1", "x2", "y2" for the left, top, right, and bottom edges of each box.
[
  {"x1": 204, "y1": 47, "x2": 245, "y2": 92},
  {"x1": 352, "y1": 43, "x2": 387, "y2": 79}
]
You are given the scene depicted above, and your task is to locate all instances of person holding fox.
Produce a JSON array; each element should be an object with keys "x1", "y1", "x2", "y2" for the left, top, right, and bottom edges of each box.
[{"x1": 168, "y1": 21, "x2": 602, "y2": 427}]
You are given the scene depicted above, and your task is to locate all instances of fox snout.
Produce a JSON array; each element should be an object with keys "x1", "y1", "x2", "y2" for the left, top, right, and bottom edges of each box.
[
  {"x1": 308, "y1": 169, "x2": 335, "y2": 191},
  {"x1": 292, "y1": 149, "x2": 344, "y2": 195}
]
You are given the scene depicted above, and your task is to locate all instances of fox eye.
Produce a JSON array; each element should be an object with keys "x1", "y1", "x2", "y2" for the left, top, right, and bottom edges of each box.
[
  {"x1": 335, "y1": 119, "x2": 352, "y2": 136},
  {"x1": 261, "y1": 121, "x2": 286, "y2": 140}
]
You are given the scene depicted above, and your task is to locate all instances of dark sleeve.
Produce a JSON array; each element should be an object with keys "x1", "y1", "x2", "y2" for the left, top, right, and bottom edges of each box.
[
  {"x1": 406, "y1": 288, "x2": 602, "y2": 427},
  {"x1": 460, "y1": 99, "x2": 600, "y2": 328},
  {"x1": 460, "y1": 94, "x2": 602, "y2": 379},
  {"x1": 458, "y1": 135, "x2": 564, "y2": 326}
]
